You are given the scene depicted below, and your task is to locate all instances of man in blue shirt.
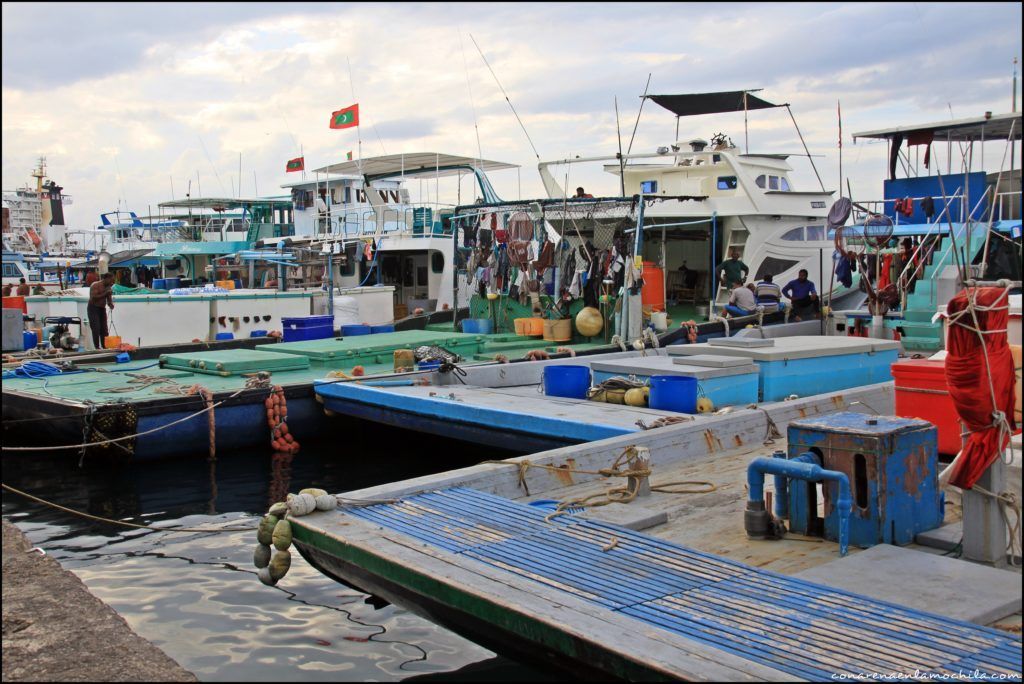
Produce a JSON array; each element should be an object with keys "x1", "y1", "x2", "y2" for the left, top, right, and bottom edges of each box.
[{"x1": 782, "y1": 269, "x2": 819, "y2": 320}]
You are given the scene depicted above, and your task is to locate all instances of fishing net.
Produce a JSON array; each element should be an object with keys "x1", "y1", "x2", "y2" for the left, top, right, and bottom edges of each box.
[{"x1": 863, "y1": 213, "x2": 895, "y2": 249}]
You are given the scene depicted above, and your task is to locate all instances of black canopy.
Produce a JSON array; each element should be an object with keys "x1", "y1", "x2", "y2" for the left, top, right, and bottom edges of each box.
[{"x1": 646, "y1": 90, "x2": 781, "y2": 118}]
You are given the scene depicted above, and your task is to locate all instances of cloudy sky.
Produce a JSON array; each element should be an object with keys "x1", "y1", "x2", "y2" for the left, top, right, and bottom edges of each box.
[{"x1": 3, "y1": 2, "x2": 1021, "y2": 227}]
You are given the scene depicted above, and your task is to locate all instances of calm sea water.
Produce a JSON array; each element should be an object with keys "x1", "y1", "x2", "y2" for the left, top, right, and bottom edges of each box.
[{"x1": 1, "y1": 420, "x2": 556, "y2": 682}]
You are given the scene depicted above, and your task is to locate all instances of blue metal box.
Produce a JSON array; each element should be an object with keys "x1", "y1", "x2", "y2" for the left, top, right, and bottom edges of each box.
[{"x1": 785, "y1": 412, "x2": 944, "y2": 547}]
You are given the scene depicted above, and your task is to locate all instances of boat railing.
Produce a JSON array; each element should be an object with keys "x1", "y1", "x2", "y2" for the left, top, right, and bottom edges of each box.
[
  {"x1": 317, "y1": 203, "x2": 457, "y2": 240},
  {"x1": 893, "y1": 187, "x2": 964, "y2": 304},
  {"x1": 855, "y1": 190, "x2": 1020, "y2": 224}
]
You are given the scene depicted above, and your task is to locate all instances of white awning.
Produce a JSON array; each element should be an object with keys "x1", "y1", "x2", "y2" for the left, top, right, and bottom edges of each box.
[{"x1": 311, "y1": 152, "x2": 518, "y2": 179}]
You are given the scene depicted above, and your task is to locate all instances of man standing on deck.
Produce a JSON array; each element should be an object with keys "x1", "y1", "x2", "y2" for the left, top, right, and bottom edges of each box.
[
  {"x1": 716, "y1": 250, "x2": 748, "y2": 288},
  {"x1": 88, "y1": 272, "x2": 115, "y2": 349},
  {"x1": 16, "y1": 278, "x2": 30, "y2": 296},
  {"x1": 782, "y1": 269, "x2": 819, "y2": 320}
]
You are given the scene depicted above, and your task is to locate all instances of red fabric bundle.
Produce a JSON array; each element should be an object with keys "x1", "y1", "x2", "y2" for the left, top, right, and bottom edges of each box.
[{"x1": 944, "y1": 287, "x2": 1016, "y2": 489}]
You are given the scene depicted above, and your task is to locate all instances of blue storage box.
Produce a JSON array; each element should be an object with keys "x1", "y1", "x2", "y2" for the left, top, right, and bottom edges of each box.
[
  {"x1": 340, "y1": 324, "x2": 371, "y2": 336},
  {"x1": 152, "y1": 278, "x2": 167, "y2": 289},
  {"x1": 250, "y1": 329, "x2": 268, "y2": 337},
  {"x1": 590, "y1": 355, "x2": 759, "y2": 408},
  {"x1": 164, "y1": 277, "x2": 182, "y2": 289},
  {"x1": 667, "y1": 337, "x2": 901, "y2": 402},
  {"x1": 282, "y1": 315, "x2": 334, "y2": 330},
  {"x1": 215, "y1": 332, "x2": 234, "y2": 340},
  {"x1": 370, "y1": 324, "x2": 395, "y2": 334},
  {"x1": 283, "y1": 325, "x2": 333, "y2": 343}
]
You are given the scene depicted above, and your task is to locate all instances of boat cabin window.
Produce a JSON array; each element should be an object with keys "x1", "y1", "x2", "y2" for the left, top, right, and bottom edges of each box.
[
  {"x1": 2, "y1": 263, "x2": 20, "y2": 278},
  {"x1": 769, "y1": 176, "x2": 779, "y2": 190},
  {"x1": 805, "y1": 225, "x2": 825, "y2": 241},
  {"x1": 640, "y1": 180, "x2": 658, "y2": 194},
  {"x1": 431, "y1": 252, "x2": 445, "y2": 274},
  {"x1": 754, "y1": 256, "x2": 799, "y2": 281},
  {"x1": 716, "y1": 176, "x2": 738, "y2": 190},
  {"x1": 756, "y1": 175, "x2": 766, "y2": 189},
  {"x1": 712, "y1": 154, "x2": 722, "y2": 164},
  {"x1": 344, "y1": 187, "x2": 351, "y2": 204},
  {"x1": 781, "y1": 226, "x2": 804, "y2": 241},
  {"x1": 757, "y1": 175, "x2": 791, "y2": 191},
  {"x1": 779, "y1": 177, "x2": 791, "y2": 192}
]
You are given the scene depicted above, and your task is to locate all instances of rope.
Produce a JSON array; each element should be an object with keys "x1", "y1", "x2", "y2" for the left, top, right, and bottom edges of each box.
[
  {"x1": 480, "y1": 446, "x2": 716, "y2": 516},
  {"x1": 970, "y1": 484, "x2": 1022, "y2": 567},
  {"x1": 1, "y1": 386, "x2": 248, "y2": 452},
  {"x1": 97, "y1": 373, "x2": 178, "y2": 393},
  {"x1": 1, "y1": 483, "x2": 252, "y2": 534},
  {"x1": 635, "y1": 415, "x2": 694, "y2": 430}
]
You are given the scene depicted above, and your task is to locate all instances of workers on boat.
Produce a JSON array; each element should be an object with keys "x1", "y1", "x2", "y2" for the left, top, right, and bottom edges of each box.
[
  {"x1": 723, "y1": 280, "x2": 756, "y2": 318},
  {"x1": 783, "y1": 269, "x2": 819, "y2": 320},
  {"x1": 716, "y1": 250, "x2": 749, "y2": 287},
  {"x1": 16, "y1": 278, "x2": 30, "y2": 296},
  {"x1": 2, "y1": 283, "x2": 12, "y2": 296},
  {"x1": 574, "y1": 187, "x2": 594, "y2": 198},
  {"x1": 84, "y1": 270, "x2": 99, "y2": 286},
  {"x1": 754, "y1": 274, "x2": 784, "y2": 313},
  {"x1": 88, "y1": 272, "x2": 115, "y2": 350}
]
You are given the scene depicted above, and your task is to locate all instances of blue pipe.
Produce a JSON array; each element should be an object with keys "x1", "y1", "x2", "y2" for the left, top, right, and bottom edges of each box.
[{"x1": 747, "y1": 453, "x2": 853, "y2": 556}]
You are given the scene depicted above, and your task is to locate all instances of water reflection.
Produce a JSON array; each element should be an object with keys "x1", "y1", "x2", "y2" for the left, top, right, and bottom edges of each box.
[{"x1": 2, "y1": 421, "x2": 537, "y2": 681}]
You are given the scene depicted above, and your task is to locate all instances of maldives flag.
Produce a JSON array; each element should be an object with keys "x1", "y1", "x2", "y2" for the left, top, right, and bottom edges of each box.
[
  {"x1": 286, "y1": 156, "x2": 304, "y2": 172},
  {"x1": 330, "y1": 104, "x2": 359, "y2": 129},
  {"x1": 346, "y1": 151, "x2": 353, "y2": 160}
]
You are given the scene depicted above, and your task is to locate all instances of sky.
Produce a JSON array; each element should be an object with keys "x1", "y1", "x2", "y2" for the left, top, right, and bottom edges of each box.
[{"x1": 2, "y1": 1, "x2": 1021, "y2": 227}]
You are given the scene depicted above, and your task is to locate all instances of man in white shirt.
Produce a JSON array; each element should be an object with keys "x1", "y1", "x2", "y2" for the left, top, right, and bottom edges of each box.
[{"x1": 724, "y1": 280, "x2": 757, "y2": 317}]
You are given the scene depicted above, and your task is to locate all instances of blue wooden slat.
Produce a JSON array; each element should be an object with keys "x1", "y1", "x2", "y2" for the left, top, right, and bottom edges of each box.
[{"x1": 336, "y1": 487, "x2": 1022, "y2": 680}]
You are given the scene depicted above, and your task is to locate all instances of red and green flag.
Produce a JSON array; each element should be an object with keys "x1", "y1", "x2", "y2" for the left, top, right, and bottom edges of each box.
[
  {"x1": 330, "y1": 104, "x2": 359, "y2": 129},
  {"x1": 346, "y1": 151, "x2": 353, "y2": 160},
  {"x1": 285, "y1": 156, "x2": 304, "y2": 172}
]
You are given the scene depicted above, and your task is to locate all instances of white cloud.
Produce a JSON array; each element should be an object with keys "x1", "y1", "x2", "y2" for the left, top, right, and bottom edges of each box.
[{"x1": 3, "y1": 2, "x2": 1021, "y2": 226}]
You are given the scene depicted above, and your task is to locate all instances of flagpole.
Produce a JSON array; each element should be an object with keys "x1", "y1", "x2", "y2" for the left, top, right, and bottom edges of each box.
[
  {"x1": 346, "y1": 57, "x2": 363, "y2": 173},
  {"x1": 301, "y1": 144, "x2": 306, "y2": 181}
]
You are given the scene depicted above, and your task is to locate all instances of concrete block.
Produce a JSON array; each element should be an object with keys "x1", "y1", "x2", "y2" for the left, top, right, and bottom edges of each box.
[
  {"x1": 915, "y1": 522, "x2": 963, "y2": 552},
  {"x1": 794, "y1": 544, "x2": 1022, "y2": 625}
]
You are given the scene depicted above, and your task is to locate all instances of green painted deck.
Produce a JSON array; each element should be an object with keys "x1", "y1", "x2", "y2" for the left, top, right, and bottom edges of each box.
[{"x1": 2, "y1": 331, "x2": 607, "y2": 406}]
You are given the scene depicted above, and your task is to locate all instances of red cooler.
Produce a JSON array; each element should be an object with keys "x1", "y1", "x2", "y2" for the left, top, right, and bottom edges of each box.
[
  {"x1": 2, "y1": 296, "x2": 27, "y2": 314},
  {"x1": 891, "y1": 359, "x2": 962, "y2": 456}
]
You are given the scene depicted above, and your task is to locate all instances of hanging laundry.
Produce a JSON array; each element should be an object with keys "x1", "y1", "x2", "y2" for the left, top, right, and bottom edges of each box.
[
  {"x1": 834, "y1": 250, "x2": 853, "y2": 288},
  {"x1": 876, "y1": 253, "x2": 893, "y2": 290}
]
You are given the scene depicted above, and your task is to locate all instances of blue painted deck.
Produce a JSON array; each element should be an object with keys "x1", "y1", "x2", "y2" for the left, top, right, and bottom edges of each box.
[{"x1": 344, "y1": 488, "x2": 1022, "y2": 681}]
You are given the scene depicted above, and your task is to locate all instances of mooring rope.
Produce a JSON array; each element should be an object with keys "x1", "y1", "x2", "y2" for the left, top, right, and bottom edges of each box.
[
  {"x1": 1, "y1": 386, "x2": 249, "y2": 452},
  {"x1": 1, "y1": 483, "x2": 253, "y2": 534}
]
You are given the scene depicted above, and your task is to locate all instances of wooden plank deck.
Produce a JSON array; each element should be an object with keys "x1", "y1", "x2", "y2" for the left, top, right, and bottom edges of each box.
[{"x1": 295, "y1": 487, "x2": 1020, "y2": 681}]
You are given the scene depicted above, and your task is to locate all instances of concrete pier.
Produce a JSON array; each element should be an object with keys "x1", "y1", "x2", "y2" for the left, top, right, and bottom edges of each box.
[{"x1": 2, "y1": 519, "x2": 196, "y2": 682}]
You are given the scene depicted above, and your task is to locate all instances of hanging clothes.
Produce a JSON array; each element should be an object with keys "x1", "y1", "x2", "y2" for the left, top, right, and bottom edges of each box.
[
  {"x1": 876, "y1": 253, "x2": 893, "y2": 290},
  {"x1": 942, "y1": 287, "x2": 1016, "y2": 489},
  {"x1": 834, "y1": 250, "x2": 853, "y2": 288}
]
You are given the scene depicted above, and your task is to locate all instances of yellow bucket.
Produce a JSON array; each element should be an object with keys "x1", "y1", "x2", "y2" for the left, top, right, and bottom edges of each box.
[{"x1": 104, "y1": 335, "x2": 122, "y2": 349}]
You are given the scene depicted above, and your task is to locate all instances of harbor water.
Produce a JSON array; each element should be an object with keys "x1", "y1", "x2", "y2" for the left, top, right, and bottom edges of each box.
[{"x1": 1, "y1": 421, "x2": 554, "y2": 682}]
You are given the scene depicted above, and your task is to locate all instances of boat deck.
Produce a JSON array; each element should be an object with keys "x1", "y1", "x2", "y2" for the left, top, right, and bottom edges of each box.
[
  {"x1": 2, "y1": 331, "x2": 607, "y2": 407},
  {"x1": 289, "y1": 383, "x2": 1022, "y2": 680},
  {"x1": 329, "y1": 487, "x2": 1020, "y2": 681}
]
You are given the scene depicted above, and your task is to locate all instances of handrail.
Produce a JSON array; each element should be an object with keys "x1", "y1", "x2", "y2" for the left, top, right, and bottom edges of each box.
[{"x1": 893, "y1": 187, "x2": 965, "y2": 293}]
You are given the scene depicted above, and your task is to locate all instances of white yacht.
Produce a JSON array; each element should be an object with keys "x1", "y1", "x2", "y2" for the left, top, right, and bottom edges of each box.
[{"x1": 531, "y1": 90, "x2": 844, "y2": 316}]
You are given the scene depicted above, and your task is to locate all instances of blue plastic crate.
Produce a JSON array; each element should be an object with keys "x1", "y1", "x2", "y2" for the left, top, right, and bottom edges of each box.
[
  {"x1": 281, "y1": 315, "x2": 334, "y2": 330},
  {"x1": 283, "y1": 325, "x2": 334, "y2": 343}
]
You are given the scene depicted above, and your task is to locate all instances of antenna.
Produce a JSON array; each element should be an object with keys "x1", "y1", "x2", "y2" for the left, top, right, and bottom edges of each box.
[
  {"x1": 458, "y1": 28, "x2": 484, "y2": 165},
  {"x1": 626, "y1": 73, "x2": 652, "y2": 155},
  {"x1": 470, "y1": 33, "x2": 540, "y2": 160},
  {"x1": 614, "y1": 97, "x2": 626, "y2": 196},
  {"x1": 197, "y1": 134, "x2": 226, "y2": 195},
  {"x1": 1014, "y1": 56, "x2": 1018, "y2": 113}
]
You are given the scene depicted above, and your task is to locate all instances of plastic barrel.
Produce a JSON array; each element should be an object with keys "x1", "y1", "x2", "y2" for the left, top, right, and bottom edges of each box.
[
  {"x1": 513, "y1": 318, "x2": 528, "y2": 335},
  {"x1": 543, "y1": 365, "x2": 591, "y2": 399},
  {"x1": 648, "y1": 375, "x2": 698, "y2": 413},
  {"x1": 22, "y1": 330, "x2": 37, "y2": 350},
  {"x1": 370, "y1": 324, "x2": 395, "y2": 334},
  {"x1": 462, "y1": 318, "x2": 493, "y2": 334},
  {"x1": 341, "y1": 324, "x2": 371, "y2": 336}
]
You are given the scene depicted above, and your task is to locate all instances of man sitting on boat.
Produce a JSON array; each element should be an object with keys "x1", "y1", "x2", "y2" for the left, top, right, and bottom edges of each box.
[
  {"x1": 574, "y1": 187, "x2": 594, "y2": 198},
  {"x1": 87, "y1": 272, "x2": 115, "y2": 350},
  {"x1": 783, "y1": 269, "x2": 819, "y2": 320},
  {"x1": 716, "y1": 250, "x2": 749, "y2": 288},
  {"x1": 754, "y1": 274, "x2": 785, "y2": 313},
  {"x1": 723, "y1": 280, "x2": 757, "y2": 318}
]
